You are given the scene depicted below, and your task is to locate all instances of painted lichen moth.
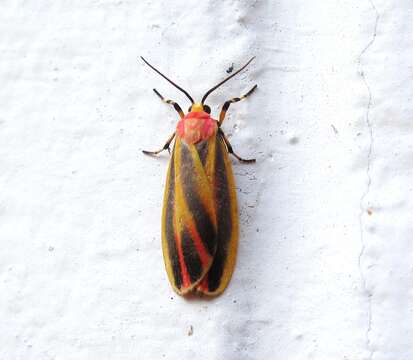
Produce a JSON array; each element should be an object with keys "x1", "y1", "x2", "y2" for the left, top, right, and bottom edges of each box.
[{"x1": 141, "y1": 56, "x2": 257, "y2": 296}]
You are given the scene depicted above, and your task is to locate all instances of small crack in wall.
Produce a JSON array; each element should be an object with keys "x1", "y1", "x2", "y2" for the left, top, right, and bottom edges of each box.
[{"x1": 357, "y1": 1, "x2": 380, "y2": 359}]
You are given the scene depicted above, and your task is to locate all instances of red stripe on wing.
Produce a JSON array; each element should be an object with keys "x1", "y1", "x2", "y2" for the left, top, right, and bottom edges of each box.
[
  {"x1": 174, "y1": 218, "x2": 191, "y2": 290},
  {"x1": 187, "y1": 222, "x2": 212, "y2": 269}
]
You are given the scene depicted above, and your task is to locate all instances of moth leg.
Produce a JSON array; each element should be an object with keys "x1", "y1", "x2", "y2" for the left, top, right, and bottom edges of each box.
[
  {"x1": 219, "y1": 129, "x2": 256, "y2": 163},
  {"x1": 142, "y1": 132, "x2": 175, "y2": 156},
  {"x1": 218, "y1": 84, "x2": 257, "y2": 126},
  {"x1": 153, "y1": 89, "x2": 185, "y2": 118}
]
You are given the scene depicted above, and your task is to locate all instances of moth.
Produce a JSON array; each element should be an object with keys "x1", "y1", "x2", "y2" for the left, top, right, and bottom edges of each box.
[{"x1": 142, "y1": 57, "x2": 257, "y2": 296}]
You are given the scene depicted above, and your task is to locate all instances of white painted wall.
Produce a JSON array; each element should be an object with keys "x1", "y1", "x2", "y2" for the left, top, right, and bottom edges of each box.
[{"x1": 1, "y1": 1, "x2": 412, "y2": 359}]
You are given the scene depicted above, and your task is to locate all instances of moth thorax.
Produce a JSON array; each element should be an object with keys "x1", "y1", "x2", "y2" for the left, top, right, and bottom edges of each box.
[{"x1": 176, "y1": 111, "x2": 217, "y2": 144}]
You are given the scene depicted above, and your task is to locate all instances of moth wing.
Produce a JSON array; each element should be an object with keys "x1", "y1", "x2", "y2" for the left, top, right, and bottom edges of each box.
[
  {"x1": 196, "y1": 133, "x2": 239, "y2": 296},
  {"x1": 162, "y1": 136, "x2": 218, "y2": 295}
]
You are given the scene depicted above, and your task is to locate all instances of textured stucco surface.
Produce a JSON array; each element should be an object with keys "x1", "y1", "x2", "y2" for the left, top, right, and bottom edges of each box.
[{"x1": 1, "y1": 1, "x2": 412, "y2": 359}]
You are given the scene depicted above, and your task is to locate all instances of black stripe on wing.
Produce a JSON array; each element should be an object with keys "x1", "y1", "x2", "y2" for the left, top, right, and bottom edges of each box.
[
  {"x1": 196, "y1": 139, "x2": 209, "y2": 166},
  {"x1": 181, "y1": 226, "x2": 203, "y2": 282}
]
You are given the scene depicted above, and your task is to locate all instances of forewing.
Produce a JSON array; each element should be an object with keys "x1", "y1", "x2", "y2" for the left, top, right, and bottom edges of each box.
[
  {"x1": 196, "y1": 133, "x2": 239, "y2": 296},
  {"x1": 162, "y1": 137, "x2": 218, "y2": 295}
]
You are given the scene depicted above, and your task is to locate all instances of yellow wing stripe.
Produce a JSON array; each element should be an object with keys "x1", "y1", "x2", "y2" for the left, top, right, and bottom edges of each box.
[
  {"x1": 204, "y1": 133, "x2": 217, "y2": 191},
  {"x1": 161, "y1": 152, "x2": 179, "y2": 292}
]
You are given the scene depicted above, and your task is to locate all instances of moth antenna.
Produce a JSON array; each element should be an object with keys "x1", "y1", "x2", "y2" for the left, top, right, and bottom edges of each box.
[
  {"x1": 201, "y1": 57, "x2": 255, "y2": 104},
  {"x1": 141, "y1": 56, "x2": 194, "y2": 104}
]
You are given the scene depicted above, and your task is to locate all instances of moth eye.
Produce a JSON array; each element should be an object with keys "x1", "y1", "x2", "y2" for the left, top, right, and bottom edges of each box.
[
  {"x1": 203, "y1": 105, "x2": 211, "y2": 114},
  {"x1": 188, "y1": 106, "x2": 192, "y2": 112}
]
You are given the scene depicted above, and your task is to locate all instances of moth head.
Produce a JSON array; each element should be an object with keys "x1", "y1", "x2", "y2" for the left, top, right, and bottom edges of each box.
[{"x1": 188, "y1": 103, "x2": 211, "y2": 114}]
